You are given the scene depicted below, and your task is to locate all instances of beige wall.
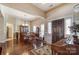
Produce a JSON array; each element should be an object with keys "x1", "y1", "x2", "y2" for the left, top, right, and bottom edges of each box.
[
  {"x1": 30, "y1": 19, "x2": 41, "y2": 31},
  {"x1": 7, "y1": 16, "x2": 24, "y2": 32},
  {"x1": 47, "y1": 3, "x2": 74, "y2": 20},
  {"x1": 7, "y1": 15, "x2": 31, "y2": 38},
  {"x1": 1, "y1": 3, "x2": 45, "y2": 17}
]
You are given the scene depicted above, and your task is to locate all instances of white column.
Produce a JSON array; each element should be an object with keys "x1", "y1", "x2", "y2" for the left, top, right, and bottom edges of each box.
[
  {"x1": 13, "y1": 18, "x2": 19, "y2": 39},
  {"x1": 0, "y1": 13, "x2": 8, "y2": 43}
]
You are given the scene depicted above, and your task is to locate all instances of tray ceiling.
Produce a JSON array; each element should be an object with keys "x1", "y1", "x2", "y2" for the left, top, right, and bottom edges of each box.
[{"x1": 33, "y1": 3, "x2": 62, "y2": 11}]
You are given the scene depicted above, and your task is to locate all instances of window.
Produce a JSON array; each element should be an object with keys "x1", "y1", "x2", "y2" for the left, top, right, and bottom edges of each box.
[
  {"x1": 48, "y1": 22, "x2": 52, "y2": 34},
  {"x1": 33, "y1": 26, "x2": 36, "y2": 33},
  {"x1": 40, "y1": 24, "x2": 44, "y2": 37},
  {"x1": 65, "y1": 18, "x2": 72, "y2": 36}
]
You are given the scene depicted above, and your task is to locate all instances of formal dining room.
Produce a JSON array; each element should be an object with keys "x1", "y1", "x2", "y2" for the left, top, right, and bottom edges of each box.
[{"x1": 0, "y1": 3, "x2": 79, "y2": 55}]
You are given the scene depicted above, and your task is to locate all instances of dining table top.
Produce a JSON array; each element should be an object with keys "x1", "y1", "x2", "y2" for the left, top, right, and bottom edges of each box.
[
  {"x1": 52, "y1": 39, "x2": 79, "y2": 55},
  {"x1": 52, "y1": 39, "x2": 67, "y2": 47}
]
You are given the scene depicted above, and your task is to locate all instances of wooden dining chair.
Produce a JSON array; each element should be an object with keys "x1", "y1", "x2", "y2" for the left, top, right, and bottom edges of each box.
[
  {"x1": 65, "y1": 44, "x2": 79, "y2": 55},
  {"x1": 52, "y1": 45, "x2": 68, "y2": 55}
]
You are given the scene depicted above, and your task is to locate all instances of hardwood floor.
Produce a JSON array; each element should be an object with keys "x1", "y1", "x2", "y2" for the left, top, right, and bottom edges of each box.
[
  {"x1": 3, "y1": 39, "x2": 79, "y2": 55},
  {"x1": 5, "y1": 39, "x2": 33, "y2": 55},
  {"x1": 4, "y1": 38, "x2": 54, "y2": 55}
]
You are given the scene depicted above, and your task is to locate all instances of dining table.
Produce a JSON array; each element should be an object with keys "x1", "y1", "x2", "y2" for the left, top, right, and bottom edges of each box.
[{"x1": 52, "y1": 39, "x2": 79, "y2": 55}]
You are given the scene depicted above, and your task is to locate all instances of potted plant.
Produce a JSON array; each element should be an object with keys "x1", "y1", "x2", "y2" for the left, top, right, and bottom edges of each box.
[{"x1": 70, "y1": 22, "x2": 79, "y2": 44}]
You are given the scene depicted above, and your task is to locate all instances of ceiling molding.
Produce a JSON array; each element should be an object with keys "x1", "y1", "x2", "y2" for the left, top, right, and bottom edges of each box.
[
  {"x1": 46, "y1": 3, "x2": 66, "y2": 14},
  {"x1": 33, "y1": 3, "x2": 63, "y2": 12}
]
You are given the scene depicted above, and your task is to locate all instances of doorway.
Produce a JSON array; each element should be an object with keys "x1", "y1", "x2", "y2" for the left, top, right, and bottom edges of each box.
[
  {"x1": 6, "y1": 24, "x2": 14, "y2": 48},
  {"x1": 7, "y1": 24, "x2": 13, "y2": 40}
]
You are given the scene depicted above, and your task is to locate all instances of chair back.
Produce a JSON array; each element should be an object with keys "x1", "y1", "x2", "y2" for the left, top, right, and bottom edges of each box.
[{"x1": 0, "y1": 47, "x2": 2, "y2": 55}]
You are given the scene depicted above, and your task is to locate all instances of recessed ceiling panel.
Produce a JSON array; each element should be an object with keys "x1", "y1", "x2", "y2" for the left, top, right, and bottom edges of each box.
[{"x1": 33, "y1": 3, "x2": 62, "y2": 11}]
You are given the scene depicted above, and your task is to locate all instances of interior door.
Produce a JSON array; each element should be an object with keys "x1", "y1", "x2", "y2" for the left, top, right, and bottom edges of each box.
[{"x1": 52, "y1": 18, "x2": 64, "y2": 43}]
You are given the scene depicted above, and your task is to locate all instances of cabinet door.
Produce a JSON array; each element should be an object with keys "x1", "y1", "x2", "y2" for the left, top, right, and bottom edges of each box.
[{"x1": 52, "y1": 19, "x2": 64, "y2": 43}]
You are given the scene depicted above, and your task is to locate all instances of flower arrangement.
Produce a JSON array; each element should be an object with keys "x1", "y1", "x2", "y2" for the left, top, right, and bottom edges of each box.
[{"x1": 70, "y1": 22, "x2": 79, "y2": 35}]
